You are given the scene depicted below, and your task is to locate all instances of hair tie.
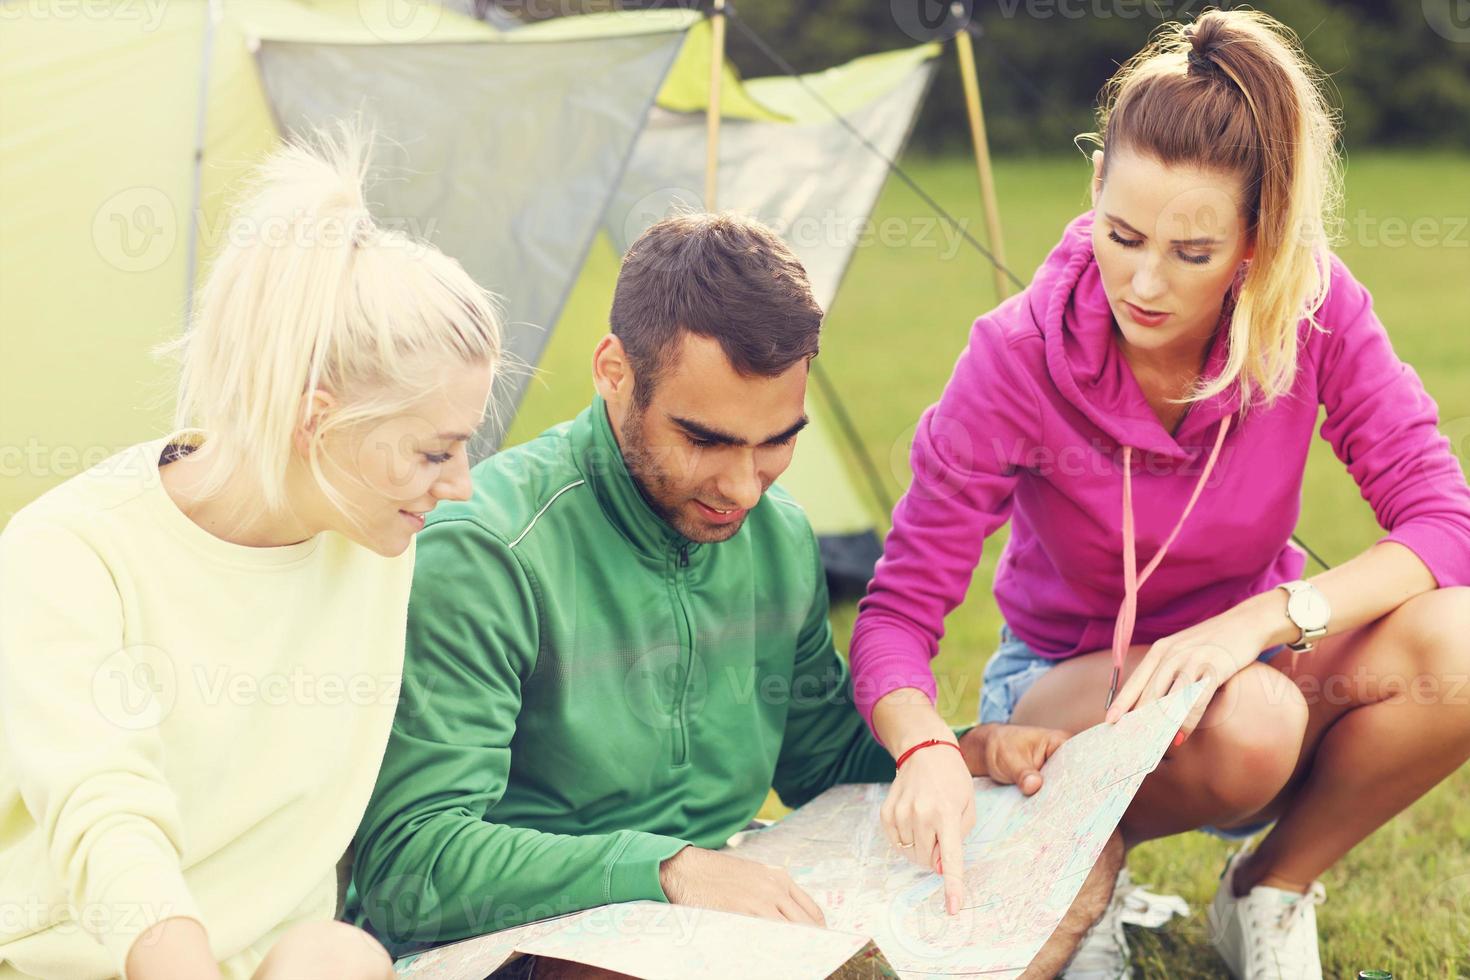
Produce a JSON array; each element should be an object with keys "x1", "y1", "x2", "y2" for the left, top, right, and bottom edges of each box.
[{"x1": 1187, "y1": 46, "x2": 1216, "y2": 76}]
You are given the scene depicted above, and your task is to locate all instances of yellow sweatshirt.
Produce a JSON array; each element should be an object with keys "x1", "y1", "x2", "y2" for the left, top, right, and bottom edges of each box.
[{"x1": 0, "y1": 438, "x2": 413, "y2": 978}]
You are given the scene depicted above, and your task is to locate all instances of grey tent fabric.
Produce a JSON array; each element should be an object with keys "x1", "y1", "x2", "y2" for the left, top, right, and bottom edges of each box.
[
  {"x1": 255, "y1": 32, "x2": 937, "y2": 595},
  {"x1": 604, "y1": 60, "x2": 937, "y2": 313},
  {"x1": 255, "y1": 30, "x2": 688, "y2": 453}
]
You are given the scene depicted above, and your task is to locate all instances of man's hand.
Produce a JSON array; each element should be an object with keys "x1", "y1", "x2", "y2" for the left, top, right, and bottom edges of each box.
[
  {"x1": 958, "y1": 723, "x2": 1070, "y2": 795},
  {"x1": 659, "y1": 846, "x2": 826, "y2": 927}
]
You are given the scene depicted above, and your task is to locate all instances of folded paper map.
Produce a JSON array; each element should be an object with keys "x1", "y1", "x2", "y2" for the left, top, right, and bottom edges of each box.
[{"x1": 394, "y1": 682, "x2": 1204, "y2": 980}]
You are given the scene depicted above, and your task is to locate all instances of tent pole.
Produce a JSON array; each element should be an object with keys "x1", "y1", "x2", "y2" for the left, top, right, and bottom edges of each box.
[
  {"x1": 953, "y1": 18, "x2": 1009, "y2": 301},
  {"x1": 704, "y1": 0, "x2": 727, "y2": 210},
  {"x1": 184, "y1": 0, "x2": 222, "y2": 324}
]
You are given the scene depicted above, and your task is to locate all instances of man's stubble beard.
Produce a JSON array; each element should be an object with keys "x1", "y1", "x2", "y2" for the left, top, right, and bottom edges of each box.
[{"x1": 618, "y1": 404, "x2": 743, "y2": 545}]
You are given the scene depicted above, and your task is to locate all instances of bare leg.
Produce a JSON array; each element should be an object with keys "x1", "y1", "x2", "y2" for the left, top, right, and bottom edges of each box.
[
  {"x1": 528, "y1": 957, "x2": 636, "y2": 979},
  {"x1": 1017, "y1": 831, "x2": 1125, "y2": 980},
  {"x1": 1010, "y1": 645, "x2": 1309, "y2": 846},
  {"x1": 1229, "y1": 587, "x2": 1470, "y2": 894}
]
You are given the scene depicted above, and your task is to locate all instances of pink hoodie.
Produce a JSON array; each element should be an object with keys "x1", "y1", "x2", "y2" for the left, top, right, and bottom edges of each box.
[{"x1": 849, "y1": 210, "x2": 1470, "y2": 725}]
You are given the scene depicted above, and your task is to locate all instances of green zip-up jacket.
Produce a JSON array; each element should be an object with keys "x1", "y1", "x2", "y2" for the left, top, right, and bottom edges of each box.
[{"x1": 350, "y1": 396, "x2": 896, "y2": 949}]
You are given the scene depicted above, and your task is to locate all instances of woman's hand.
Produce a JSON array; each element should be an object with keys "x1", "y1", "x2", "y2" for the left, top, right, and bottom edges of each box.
[
  {"x1": 126, "y1": 916, "x2": 225, "y2": 980},
  {"x1": 879, "y1": 731, "x2": 976, "y2": 915},
  {"x1": 871, "y1": 688, "x2": 1071, "y2": 916},
  {"x1": 871, "y1": 688, "x2": 974, "y2": 915},
  {"x1": 1103, "y1": 604, "x2": 1273, "y2": 737}
]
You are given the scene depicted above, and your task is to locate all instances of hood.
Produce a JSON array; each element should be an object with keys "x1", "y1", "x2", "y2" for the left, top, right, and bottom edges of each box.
[
  {"x1": 1022, "y1": 211, "x2": 1239, "y2": 705},
  {"x1": 1028, "y1": 210, "x2": 1242, "y2": 462}
]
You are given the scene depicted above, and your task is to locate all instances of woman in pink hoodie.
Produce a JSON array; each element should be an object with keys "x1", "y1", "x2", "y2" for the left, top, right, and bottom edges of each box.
[{"x1": 850, "y1": 9, "x2": 1470, "y2": 979}]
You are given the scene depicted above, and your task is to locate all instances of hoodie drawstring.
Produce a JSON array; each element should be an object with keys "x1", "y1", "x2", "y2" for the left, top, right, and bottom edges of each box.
[{"x1": 1108, "y1": 415, "x2": 1233, "y2": 708}]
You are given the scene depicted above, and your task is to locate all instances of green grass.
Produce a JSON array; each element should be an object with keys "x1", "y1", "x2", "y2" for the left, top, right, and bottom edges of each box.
[{"x1": 510, "y1": 150, "x2": 1470, "y2": 978}]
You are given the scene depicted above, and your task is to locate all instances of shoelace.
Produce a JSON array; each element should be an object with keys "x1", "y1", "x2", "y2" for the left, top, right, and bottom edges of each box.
[
  {"x1": 1066, "y1": 868, "x2": 1191, "y2": 971},
  {"x1": 1247, "y1": 881, "x2": 1326, "y2": 975}
]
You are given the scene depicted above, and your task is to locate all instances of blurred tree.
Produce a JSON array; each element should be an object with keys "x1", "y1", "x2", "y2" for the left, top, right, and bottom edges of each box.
[{"x1": 487, "y1": 0, "x2": 1470, "y2": 151}]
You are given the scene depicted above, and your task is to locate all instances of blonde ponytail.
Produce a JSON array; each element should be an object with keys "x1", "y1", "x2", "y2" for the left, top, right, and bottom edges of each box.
[{"x1": 158, "y1": 123, "x2": 502, "y2": 520}]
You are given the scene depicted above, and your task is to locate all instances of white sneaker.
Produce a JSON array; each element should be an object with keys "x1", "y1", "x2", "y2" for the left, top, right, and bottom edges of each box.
[
  {"x1": 1063, "y1": 866, "x2": 1191, "y2": 979},
  {"x1": 1207, "y1": 847, "x2": 1326, "y2": 979},
  {"x1": 1062, "y1": 867, "x2": 1134, "y2": 980}
]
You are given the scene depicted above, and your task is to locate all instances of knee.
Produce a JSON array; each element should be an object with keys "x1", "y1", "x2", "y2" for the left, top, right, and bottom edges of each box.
[
  {"x1": 1379, "y1": 588, "x2": 1470, "y2": 736},
  {"x1": 1194, "y1": 664, "x2": 1306, "y2": 813},
  {"x1": 255, "y1": 920, "x2": 393, "y2": 980},
  {"x1": 1395, "y1": 587, "x2": 1470, "y2": 684}
]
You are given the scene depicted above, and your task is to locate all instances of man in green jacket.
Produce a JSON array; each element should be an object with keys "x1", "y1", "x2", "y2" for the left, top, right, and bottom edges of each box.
[{"x1": 350, "y1": 213, "x2": 1120, "y2": 977}]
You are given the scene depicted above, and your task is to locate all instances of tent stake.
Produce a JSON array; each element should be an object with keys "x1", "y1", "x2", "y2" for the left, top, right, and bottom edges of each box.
[
  {"x1": 953, "y1": 14, "x2": 1009, "y2": 301},
  {"x1": 704, "y1": 0, "x2": 727, "y2": 210}
]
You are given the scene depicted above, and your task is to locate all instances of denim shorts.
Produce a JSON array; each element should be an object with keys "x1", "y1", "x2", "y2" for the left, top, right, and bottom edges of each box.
[{"x1": 978, "y1": 623, "x2": 1284, "y2": 841}]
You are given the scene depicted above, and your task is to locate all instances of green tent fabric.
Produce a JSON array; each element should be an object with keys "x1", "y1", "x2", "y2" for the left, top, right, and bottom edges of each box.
[
  {"x1": 0, "y1": 0, "x2": 693, "y2": 519},
  {"x1": 1, "y1": 1, "x2": 938, "y2": 594}
]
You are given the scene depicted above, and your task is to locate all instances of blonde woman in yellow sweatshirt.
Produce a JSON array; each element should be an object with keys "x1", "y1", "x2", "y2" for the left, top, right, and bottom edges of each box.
[{"x1": 0, "y1": 128, "x2": 501, "y2": 979}]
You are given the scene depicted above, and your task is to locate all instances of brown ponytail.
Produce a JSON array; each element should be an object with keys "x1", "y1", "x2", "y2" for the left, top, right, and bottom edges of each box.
[{"x1": 1081, "y1": 8, "x2": 1343, "y2": 409}]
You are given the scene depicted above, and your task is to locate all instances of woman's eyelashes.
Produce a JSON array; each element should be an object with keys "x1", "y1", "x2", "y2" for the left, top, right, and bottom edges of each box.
[
  {"x1": 1108, "y1": 227, "x2": 1213, "y2": 266},
  {"x1": 422, "y1": 451, "x2": 453, "y2": 465},
  {"x1": 1108, "y1": 228, "x2": 1143, "y2": 249}
]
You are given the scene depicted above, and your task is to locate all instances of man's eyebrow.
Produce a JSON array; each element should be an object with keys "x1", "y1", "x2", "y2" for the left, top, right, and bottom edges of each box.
[
  {"x1": 1105, "y1": 212, "x2": 1220, "y2": 247},
  {"x1": 669, "y1": 414, "x2": 809, "y2": 447}
]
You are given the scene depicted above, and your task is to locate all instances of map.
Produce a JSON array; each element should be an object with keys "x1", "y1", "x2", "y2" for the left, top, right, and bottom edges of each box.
[
  {"x1": 727, "y1": 681, "x2": 1204, "y2": 978},
  {"x1": 394, "y1": 683, "x2": 1203, "y2": 979},
  {"x1": 393, "y1": 903, "x2": 883, "y2": 979}
]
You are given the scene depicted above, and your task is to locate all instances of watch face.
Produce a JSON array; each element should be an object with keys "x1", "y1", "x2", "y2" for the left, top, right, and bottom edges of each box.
[{"x1": 1289, "y1": 589, "x2": 1331, "y2": 631}]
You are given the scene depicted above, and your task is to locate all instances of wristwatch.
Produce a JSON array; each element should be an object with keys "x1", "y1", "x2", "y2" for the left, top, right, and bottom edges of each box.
[{"x1": 1277, "y1": 580, "x2": 1331, "y2": 652}]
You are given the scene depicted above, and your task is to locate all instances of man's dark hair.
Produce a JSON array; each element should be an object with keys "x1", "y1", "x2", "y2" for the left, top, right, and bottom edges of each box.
[{"x1": 610, "y1": 211, "x2": 823, "y2": 408}]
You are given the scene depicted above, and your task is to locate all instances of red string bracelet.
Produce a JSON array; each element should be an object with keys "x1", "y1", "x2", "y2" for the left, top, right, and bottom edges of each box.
[{"x1": 895, "y1": 738, "x2": 963, "y2": 770}]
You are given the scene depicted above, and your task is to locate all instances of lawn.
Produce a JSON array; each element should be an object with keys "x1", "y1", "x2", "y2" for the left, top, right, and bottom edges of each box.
[{"x1": 509, "y1": 150, "x2": 1470, "y2": 977}]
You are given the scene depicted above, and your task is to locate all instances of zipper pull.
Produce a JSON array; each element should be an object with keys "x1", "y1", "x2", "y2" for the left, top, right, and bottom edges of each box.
[{"x1": 678, "y1": 544, "x2": 689, "y2": 567}]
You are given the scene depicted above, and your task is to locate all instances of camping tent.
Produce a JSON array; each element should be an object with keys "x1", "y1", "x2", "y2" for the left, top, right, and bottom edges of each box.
[{"x1": 0, "y1": 0, "x2": 944, "y2": 593}]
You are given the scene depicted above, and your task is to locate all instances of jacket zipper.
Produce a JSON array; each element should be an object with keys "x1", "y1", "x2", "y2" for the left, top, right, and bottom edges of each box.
[{"x1": 669, "y1": 543, "x2": 695, "y2": 766}]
